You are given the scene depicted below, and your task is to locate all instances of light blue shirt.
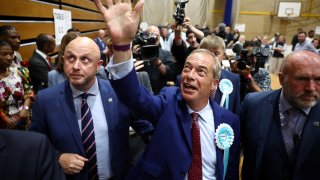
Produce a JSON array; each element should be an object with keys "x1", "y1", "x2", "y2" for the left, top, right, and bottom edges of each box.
[
  {"x1": 107, "y1": 57, "x2": 217, "y2": 180},
  {"x1": 70, "y1": 78, "x2": 112, "y2": 179},
  {"x1": 294, "y1": 41, "x2": 319, "y2": 54}
]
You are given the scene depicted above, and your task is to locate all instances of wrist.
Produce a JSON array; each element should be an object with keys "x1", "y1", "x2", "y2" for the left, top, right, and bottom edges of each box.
[
  {"x1": 113, "y1": 44, "x2": 131, "y2": 52},
  {"x1": 244, "y1": 74, "x2": 253, "y2": 82},
  {"x1": 22, "y1": 105, "x2": 30, "y2": 111}
]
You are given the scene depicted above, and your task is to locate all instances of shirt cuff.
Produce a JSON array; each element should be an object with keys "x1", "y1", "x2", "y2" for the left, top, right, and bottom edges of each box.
[{"x1": 106, "y1": 54, "x2": 134, "y2": 80}]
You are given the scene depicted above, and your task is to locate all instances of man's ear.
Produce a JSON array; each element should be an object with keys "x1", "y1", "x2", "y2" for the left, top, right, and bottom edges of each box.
[
  {"x1": 211, "y1": 79, "x2": 219, "y2": 92},
  {"x1": 279, "y1": 72, "x2": 285, "y2": 86},
  {"x1": 97, "y1": 60, "x2": 103, "y2": 69}
]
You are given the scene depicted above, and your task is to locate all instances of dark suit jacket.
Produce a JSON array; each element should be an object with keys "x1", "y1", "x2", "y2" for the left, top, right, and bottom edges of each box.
[
  {"x1": 94, "y1": 37, "x2": 107, "y2": 63},
  {"x1": 242, "y1": 90, "x2": 320, "y2": 180},
  {"x1": 176, "y1": 69, "x2": 241, "y2": 116},
  {"x1": 0, "y1": 130, "x2": 65, "y2": 180},
  {"x1": 29, "y1": 51, "x2": 52, "y2": 93},
  {"x1": 30, "y1": 78, "x2": 141, "y2": 180},
  {"x1": 110, "y1": 69, "x2": 240, "y2": 180}
]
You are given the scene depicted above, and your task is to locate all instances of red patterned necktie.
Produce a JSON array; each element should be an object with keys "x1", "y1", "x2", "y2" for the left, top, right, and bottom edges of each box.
[
  {"x1": 81, "y1": 93, "x2": 98, "y2": 180},
  {"x1": 188, "y1": 112, "x2": 202, "y2": 180}
]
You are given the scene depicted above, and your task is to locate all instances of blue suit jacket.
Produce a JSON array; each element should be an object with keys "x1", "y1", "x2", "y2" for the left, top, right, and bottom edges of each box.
[
  {"x1": 30, "y1": 79, "x2": 136, "y2": 180},
  {"x1": 176, "y1": 69, "x2": 241, "y2": 116},
  {"x1": 110, "y1": 69, "x2": 240, "y2": 180},
  {"x1": 94, "y1": 37, "x2": 107, "y2": 62},
  {"x1": 242, "y1": 90, "x2": 320, "y2": 180}
]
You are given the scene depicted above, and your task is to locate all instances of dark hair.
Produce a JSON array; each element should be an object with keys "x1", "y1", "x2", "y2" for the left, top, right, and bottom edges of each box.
[
  {"x1": 67, "y1": 28, "x2": 80, "y2": 34},
  {"x1": 186, "y1": 30, "x2": 194, "y2": 37},
  {"x1": 36, "y1": 33, "x2": 51, "y2": 50},
  {"x1": 298, "y1": 31, "x2": 307, "y2": 36},
  {"x1": 0, "y1": 25, "x2": 16, "y2": 36},
  {"x1": 243, "y1": 40, "x2": 254, "y2": 48},
  {"x1": 0, "y1": 39, "x2": 11, "y2": 48}
]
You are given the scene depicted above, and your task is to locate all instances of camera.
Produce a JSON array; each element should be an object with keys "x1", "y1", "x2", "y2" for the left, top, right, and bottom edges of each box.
[
  {"x1": 173, "y1": 0, "x2": 189, "y2": 25},
  {"x1": 237, "y1": 49, "x2": 254, "y2": 70},
  {"x1": 133, "y1": 31, "x2": 159, "y2": 60},
  {"x1": 232, "y1": 42, "x2": 270, "y2": 72}
]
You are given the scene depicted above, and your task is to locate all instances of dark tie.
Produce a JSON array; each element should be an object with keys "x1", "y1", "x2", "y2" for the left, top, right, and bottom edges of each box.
[
  {"x1": 188, "y1": 112, "x2": 202, "y2": 180},
  {"x1": 281, "y1": 108, "x2": 295, "y2": 155},
  {"x1": 81, "y1": 93, "x2": 98, "y2": 180}
]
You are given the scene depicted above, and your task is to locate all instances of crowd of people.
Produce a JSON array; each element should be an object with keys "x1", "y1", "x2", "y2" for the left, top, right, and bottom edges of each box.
[{"x1": 0, "y1": 0, "x2": 320, "y2": 179}]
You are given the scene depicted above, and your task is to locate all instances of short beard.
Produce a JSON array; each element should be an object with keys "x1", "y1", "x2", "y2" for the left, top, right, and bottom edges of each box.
[{"x1": 283, "y1": 79, "x2": 320, "y2": 109}]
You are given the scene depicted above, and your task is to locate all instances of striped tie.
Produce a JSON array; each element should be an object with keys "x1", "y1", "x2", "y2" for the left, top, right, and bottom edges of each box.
[{"x1": 81, "y1": 93, "x2": 98, "y2": 180}]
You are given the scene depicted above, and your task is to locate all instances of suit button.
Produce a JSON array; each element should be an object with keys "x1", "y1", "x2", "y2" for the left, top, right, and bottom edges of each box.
[{"x1": 180, "y1": 171, "x2": 185, "y2": 177}]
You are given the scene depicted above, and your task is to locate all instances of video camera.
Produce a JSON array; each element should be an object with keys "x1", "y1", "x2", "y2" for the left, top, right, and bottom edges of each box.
[
  {"x1": 173, "y1": 0, "x2": 189, "y2": 25},
  {"x1": 232, "y1": 42, "x2": 270, "y2": 72},
  {"x1": 133, "y1": 31, "x2": 159, "y2": 60}
]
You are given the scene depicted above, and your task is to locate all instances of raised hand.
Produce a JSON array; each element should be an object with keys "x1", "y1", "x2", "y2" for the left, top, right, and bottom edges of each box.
[{"x1": 93, "y1": 0, "x2": 144, "y2": 45}]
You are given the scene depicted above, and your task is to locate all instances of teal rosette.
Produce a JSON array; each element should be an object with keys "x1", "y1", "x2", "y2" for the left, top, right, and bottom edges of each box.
[
  {"x1": 215, "y1": 123, "x2": 234, "y2": 180},
  {"x1": 218, "y1": 79, "x2": 233, "y2": 110}
]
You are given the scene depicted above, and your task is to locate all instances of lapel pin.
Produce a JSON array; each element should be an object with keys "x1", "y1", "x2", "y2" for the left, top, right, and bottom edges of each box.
[
  {"x1": 108, "y1": 98, "x2": 112, "y2": 103},
  {"x1": 313, "y1": 121, "x2": 320, "y2": 127}
]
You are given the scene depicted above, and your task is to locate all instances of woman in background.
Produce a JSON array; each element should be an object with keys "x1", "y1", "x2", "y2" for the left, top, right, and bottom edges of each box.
[
  {"x1": 0, "y1": 40, "x2": 34, "y2": 129},
  {"x1": 48, "y1": 32, "x2": 80, "y2": 87}
]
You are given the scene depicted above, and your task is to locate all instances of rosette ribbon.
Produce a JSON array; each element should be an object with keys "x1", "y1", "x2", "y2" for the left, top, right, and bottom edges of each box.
[{"x1": 215, "y1": 123, "x2": 234, "y2": 180}]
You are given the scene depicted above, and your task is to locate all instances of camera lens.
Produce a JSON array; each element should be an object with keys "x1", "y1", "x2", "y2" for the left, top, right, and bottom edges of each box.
[{"x1": 237, "y1": 61, "x2": 247, "y2": 70}]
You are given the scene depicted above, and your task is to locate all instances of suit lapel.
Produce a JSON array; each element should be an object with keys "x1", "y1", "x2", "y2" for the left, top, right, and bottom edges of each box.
[
  {"x1": 59, "y1": 82, "x2": 85, "y2": 155},
  {"x1": 97, "y1": 79, "x2": 115, "y2": 159},
  {"x1": 212, "y1": 101, "x2": 224, "y2": 180},
  {"x1": 177, "y1": 93, "x2": 192, "y2": 152},
  {"x1": 0, "y1": 132, "x2": 7, "y2": 178},
  {"x1": 254, "y1": 90, "x2": 281, "y2": 174},
  {"x1": 35, "y1": 52, "x2": 51, "y2": 70},
  {"x1": 294, "y1": 103, "x2": 320, "y2": 173}
]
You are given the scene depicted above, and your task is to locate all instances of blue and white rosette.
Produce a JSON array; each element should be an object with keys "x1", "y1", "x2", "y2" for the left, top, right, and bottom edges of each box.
[
  {"x1": 215, "y1": 123, "x2": 234, "y2": 180},
  {"x1": 219, "y1": 79, "x2": 233, "y2": 110}
]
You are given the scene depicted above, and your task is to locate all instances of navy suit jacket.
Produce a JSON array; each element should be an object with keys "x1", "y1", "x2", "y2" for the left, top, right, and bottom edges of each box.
[
  {"x1": 0, "y1": 130, "x2": 65, "y2": 180},
  {"x1": 30, "y1": 78, "x2": 137, "y2": 180},
  {"x1": 176, "y1": 69, "x2": 241, "y2": 116},
  {"x1": 94, "y1": 37, "x2": 107, "y2": 62},
  {"x1": 110, "y1": 69, "x2": 240, "y2": 180},
  {"x1": 242, "y1": 90, "x2": 320, "y2": 180}
]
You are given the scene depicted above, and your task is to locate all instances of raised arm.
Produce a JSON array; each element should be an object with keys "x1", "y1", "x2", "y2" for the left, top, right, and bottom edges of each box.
[{"x1": 93, "y1": 0, "x2": 144, "y2": 63}]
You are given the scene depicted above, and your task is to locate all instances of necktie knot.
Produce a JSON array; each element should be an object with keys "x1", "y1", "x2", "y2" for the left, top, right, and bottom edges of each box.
[
  {"x1": 81, "y1": 93, "x2": 89, "y2": 100},
  {"x1": 191, "y1": 112, "x2": 199, "y2": 123}
]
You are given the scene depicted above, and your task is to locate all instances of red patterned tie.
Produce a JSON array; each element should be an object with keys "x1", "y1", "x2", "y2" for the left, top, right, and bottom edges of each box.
[
  {"x1": 46, "y1": 56, "x2": 52, "y2": 69},
  {"x1": 188, "y1": 112, "x2": 202, "y2": 180}
]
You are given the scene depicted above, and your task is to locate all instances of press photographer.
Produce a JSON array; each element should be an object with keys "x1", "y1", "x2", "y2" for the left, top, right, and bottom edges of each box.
[
  {"x1": 132, "y1": 25, "x2": 176, "y2": 94},
  {"x1": 231, "y1": 41, "x2": 271, "y2": 100}
]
